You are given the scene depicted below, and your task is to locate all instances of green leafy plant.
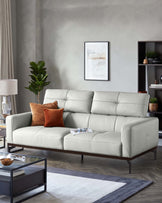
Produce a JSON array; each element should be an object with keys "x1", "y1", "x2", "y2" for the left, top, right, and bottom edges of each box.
[
  {"x1": 150, "y1": 97, "x2": 158, "y2": 103},
  {"x1": 146, "y1": 51, "x2": 159, "y2": 58},
  {"x1": 25, "y1": 61, "x2": 50, "y2": 103}
]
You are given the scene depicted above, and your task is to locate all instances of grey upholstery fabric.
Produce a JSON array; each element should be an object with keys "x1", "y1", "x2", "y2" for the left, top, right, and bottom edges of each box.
[
  {"x1": 64, "y1": 131, "x2": 121, "y2": 156},
  {"x1": 64, "y1": 113, "x2": 90, "y2": 128},
  {"x1": 6, "y1": 89, "x2": 158, "y2": 159},
  {"x1": 6, "y1": 112, "x2": 32, "y2": 143},
  {"x1": 92, "y1": 132, "x2": 122, "y2": 156},
  {"x1": 88, "y1": 114, "x2": 116, "y2": 132},
  {"x1": 121, "y1": 117, "x2": 159, "y2": 157},
  {"x1": 65, "y1": 90, "x2": 94, "y2": 113},
  {"x1": 44, "y1": 89, "x2": 93, "y2": 113},
  {"x1": 44, "y1": 89, "x2": 68, "y2": 109},
  {"x1": 13, "y1": 126, "x2": 71, "y2": 149},
  {"x1": 91, "y1": 91, "x2": 149, "y2": 117}
]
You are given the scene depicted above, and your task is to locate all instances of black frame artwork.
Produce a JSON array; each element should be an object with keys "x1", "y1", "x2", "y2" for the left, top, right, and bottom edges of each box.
[{"x1": 84, "y1": 41, "x2": 109, "y2": 81}]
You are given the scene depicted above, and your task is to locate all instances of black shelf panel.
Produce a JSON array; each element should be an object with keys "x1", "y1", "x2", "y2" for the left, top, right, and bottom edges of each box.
[
  {"x1": 148, "y1": 111, "x2": 162, "y2": 115},
  {"x1": 139, "y1": 64, "x2": 162, "y2": 66}
]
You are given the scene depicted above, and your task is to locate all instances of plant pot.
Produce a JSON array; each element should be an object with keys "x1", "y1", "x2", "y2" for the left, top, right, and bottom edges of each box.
[{"x1": 149, "y1": 103, "x2": 158, "y2": 112}]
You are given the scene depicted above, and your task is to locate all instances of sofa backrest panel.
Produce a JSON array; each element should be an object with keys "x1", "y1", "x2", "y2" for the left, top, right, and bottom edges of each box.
[
  {"x1": 91, "y1": 91, "x2": 149, "y2": 117},
  {"x1": 44, "y1": 89, "x2": 94, "y2": 113},
  {"x1": 44, "y1": 89, "x2": 68, "y2": 109},
  {"x1": 65, "y1": 90, "x2": 93, "y2": 113},
  {"x1": 64, "y1": 113, "x2": 90, "y2": 128},
  {"x1": 88, "y1": 114, "x2": 116, "y2": 132},
  {"x1": 91, "y1": 91, "x2": 119, "y2": 115}
]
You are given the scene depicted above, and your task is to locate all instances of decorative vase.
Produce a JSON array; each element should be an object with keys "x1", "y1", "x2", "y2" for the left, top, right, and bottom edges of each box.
[
  {"x1": 149, "y1": 103, "x2": 158, "y2": 112},
  {"x1": 143, "y1": 58, "x2": 148, "y2": 64}
]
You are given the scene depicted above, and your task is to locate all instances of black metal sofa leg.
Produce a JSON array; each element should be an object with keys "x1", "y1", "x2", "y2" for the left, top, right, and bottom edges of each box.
[
  {"x1": 127, "y1": 160, "x2": 132, "y2": 174},
  {"x1": 154, "y1": 149, "x2": 157, "y2": 160},
  {"x1": 81, "y1": 154, "x2": 84, "y2": 163}
]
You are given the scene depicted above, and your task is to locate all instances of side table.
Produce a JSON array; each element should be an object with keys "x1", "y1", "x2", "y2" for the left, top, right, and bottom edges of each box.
[{"x1": 0, "y1": 126, "x2": 6, "y2": 149}]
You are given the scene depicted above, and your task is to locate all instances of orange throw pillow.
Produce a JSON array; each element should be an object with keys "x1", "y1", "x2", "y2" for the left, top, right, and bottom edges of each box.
[
  {"x1": 44, "y1": 108, "x2": 64, "y2": 127},
  {"x1": 30, "y1": 101, "x2": 58, "y2": 126}
]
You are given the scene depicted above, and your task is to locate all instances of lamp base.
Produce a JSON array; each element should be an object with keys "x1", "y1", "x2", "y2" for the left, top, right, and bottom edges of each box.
[{"x1": 2, "y1": 96, "x2": 11, "y2": 115}]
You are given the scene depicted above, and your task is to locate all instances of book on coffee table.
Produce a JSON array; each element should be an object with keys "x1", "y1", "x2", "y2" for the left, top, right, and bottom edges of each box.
[
  {"x1": 70, "y1": 128, "x2": 93, "y2": 135},
  {"x1": 0, "y1": 169, "x2": 25, "y2": 177}
]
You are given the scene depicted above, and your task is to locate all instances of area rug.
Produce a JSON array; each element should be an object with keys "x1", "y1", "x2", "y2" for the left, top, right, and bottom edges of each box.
[{"x1": 0, "y1": 167, "x2": 152, "y2": 203}]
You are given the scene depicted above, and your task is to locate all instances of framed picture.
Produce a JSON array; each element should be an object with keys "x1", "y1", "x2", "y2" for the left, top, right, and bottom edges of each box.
[{"x1": 84, "y1": 41, "x2": 109, "y2": 81}]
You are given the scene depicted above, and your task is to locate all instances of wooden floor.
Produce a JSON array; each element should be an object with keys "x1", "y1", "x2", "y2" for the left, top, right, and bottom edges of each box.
[{"x1": 1, "y1": 144, "x2": 162, "y2": 202}]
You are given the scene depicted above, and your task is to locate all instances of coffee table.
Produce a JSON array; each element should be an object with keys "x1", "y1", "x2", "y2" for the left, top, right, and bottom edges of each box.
[{"x1": 0, "y1": 153, "x2": 47, "y2": 203}]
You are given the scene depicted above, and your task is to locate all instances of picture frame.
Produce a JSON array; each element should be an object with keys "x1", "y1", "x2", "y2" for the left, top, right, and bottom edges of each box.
[{"x1": 84, "y1": 41, "x2": 109, "y2": 81}]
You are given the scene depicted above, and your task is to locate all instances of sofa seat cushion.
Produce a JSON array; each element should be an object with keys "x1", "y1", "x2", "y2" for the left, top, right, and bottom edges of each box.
[
  {"x1": 64, "y1": 131, "x2": 122, "y2": 156},
  {"x1": 13, "y1": 126, "x2": 71, "y2": 149},
  {"x1": 91, "y1": 132, "x2": 121, "y2": 156}
]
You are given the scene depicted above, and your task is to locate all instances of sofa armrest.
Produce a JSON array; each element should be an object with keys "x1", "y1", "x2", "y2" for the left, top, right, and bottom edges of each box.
[
  {"x1": 121, "y1": 117, "x2": 159, "y2": 158},
  {"x1": 6, "y1": 112, "x2": 32, "y2": 143}
]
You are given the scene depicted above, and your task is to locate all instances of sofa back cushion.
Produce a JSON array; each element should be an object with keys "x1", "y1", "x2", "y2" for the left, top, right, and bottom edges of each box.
[
  {"x1": 64, "y1": 112, "x2": 90, "y2": 128},
  {"x1": 44, "y1": 89, "x2": 94, "y2": 113},
  {"x1": 91, "y1": 91, "x2": 149, "y2": 117},
  {"x1": 88, "y1": 114, "x2": 116, "y2": 132}
]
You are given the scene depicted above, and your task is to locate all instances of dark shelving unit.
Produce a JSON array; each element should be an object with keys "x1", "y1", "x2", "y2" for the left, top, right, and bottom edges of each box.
[{"x1": 138, "y1": 41, "x2": 162, "y2": 132}]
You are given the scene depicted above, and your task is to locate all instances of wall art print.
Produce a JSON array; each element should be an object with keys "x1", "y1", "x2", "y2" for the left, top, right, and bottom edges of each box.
[{"x1": 84, "y1": 41, "x2": 109, "y2": 81}]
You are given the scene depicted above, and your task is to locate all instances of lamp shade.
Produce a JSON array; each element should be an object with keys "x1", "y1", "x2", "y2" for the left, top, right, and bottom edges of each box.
[{"x1": 0, "y1": 79, "x2": 18, "y2": 96}]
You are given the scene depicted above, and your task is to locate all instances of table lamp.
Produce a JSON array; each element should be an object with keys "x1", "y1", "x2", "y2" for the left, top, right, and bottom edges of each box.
[{"x1": 0, "y1": 79, "x2": 18, "y2": 115}]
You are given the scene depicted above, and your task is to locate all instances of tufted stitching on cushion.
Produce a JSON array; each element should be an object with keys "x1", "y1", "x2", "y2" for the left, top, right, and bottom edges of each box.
[{"x1": 115, "y1": 92, "x2": 120, "y2": 115}]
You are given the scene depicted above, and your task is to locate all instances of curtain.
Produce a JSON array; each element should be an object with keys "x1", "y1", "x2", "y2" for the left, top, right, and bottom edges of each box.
[{"x1": 0, "y1": 0, "x2": 17, "y2": 114}]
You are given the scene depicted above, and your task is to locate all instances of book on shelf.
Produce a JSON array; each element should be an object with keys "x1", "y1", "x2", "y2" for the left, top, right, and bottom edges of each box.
[
  {"x1": 0, "y1": 169, "x2": 25, "y2": 177},
  {"x1": 150, "y1": 84, "x2": 162, "y2": 88}
]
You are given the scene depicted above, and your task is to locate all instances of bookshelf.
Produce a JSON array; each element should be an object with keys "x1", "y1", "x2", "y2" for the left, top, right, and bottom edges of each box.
[{"x1": 138, "y1": 41, "x2": 162, "y2": 132}]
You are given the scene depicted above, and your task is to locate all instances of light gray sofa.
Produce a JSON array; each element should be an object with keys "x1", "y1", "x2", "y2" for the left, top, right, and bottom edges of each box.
[{"x1": 6, "y1": 89, "x2": 159, "y2": 173}]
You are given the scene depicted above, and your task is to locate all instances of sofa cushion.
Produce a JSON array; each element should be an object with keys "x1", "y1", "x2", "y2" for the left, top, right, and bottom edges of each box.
[
  {"x1": 64, "y1": 131, "x2": 121, "y2": 156},
  {"x1": 91, "y1": 91, "x2": 149, "y2": 117},
  {"x1": 91, "y1": 91, "x2": 119, "y2": 115},
  {"x1": 30, "y1": 101, "x2": 58, "y2": 126},
  {"x1": 64, "y1": 132, "x2": 98, "y2": 153},
  {"x1": 44, "y1": 89, "x2": 68, "y2": 109},
  {"x1": 117, "y1": 92, "x2": 149, "y2": 117},
  {"x1": 64, "y1": 113, "x2": 90, "y2": 128},
  {"x1": 44, "y1": 108, "x2": 64, "y2": 127},
  {"x1": 91, "y1": 132, "x2": 121, "y2": 156},
  {"x1": 43, "y1": 89, "x2": 94, "y2": 113},
  {"x1": 88, "y1": 114, "x2": 116, "y2": 132},
  {"x1": 64, "y1": 90, "x2": 93, "y2": 113},
  {"x1": 13, "y1": 126, "x2": 70, "y2": 149}
]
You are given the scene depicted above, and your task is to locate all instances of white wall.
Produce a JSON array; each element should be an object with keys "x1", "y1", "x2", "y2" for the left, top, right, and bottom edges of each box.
[{"x1": 14, "y1": 0, "x2": 162, "y2": 112}]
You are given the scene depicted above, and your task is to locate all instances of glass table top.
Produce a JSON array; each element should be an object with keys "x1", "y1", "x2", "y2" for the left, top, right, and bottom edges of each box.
[{"x1": 0, "y1": 152, "x2": 45, "y2": 171}]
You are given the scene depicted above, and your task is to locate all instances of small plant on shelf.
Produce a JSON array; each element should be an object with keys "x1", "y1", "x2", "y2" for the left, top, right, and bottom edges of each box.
[
  {"x1": 150, "y1": 97, "x2": 158, "y2": 103},
  {"x1": 146, "y1": 51, "x2": 159, "y2": 58},
  {"x1": 149, "y1": 97, "x2": 158, "y2": 112},
  {"x1": 145, "y1": 52, "x2": 160, "y2": 64}
]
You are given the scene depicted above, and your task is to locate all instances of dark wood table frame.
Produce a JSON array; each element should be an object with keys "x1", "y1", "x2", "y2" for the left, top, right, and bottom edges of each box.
[{"x1": 0, "y1": 156, "x2": 47, "y2": 203}]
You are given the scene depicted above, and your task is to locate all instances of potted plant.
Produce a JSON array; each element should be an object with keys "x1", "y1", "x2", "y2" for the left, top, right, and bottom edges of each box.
[
  {"x1": 25, "y1": 61, "x2": 50, "y2": 103},
  {"x1": 146, "y1": 51, "x2": 159, "y2": 64},
  {"x1": 149, "y1": 97, "x2": 158, "y2": 112}
]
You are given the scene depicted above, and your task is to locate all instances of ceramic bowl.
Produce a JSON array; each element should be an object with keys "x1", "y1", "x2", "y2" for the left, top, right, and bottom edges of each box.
[{"x1": 0, "y1": 158, "x2": 14, "y2": 166}]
